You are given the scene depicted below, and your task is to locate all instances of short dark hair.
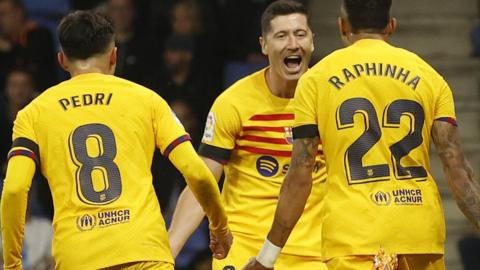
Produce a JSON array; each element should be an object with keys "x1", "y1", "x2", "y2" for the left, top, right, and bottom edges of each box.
[
  {"x1": 261, "y1": 0, "x2": 310, "y2": 36},
  {"x1": 58, "y1": 10, "x2": 115, "y2": 60},
  {"x1": 342, "y1": 0, "x2": 392, "y2": 33}
]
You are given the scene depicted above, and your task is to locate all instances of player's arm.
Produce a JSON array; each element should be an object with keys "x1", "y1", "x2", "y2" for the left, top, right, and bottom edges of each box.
[
  {"x1": 432, "y1": 120, "x2": 480, "y2": 230},
  {"x1": 168, "y1": 156, "x2": 224, "y2": 258},
  {"x1": 1, "y1": 155, "x2": 36, "y2": 270},
  {"x1": 267, "y1": 135, "x2": 319, "y2": 246},
  {"x1": 245, "y1": 132, "x2": 319, "y2": 270},
  {"x1": 168, "y1": 142, "x2": 231, "y2": 259}
]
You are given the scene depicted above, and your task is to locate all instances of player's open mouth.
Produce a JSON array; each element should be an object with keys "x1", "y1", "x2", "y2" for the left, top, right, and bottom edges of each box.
[{"x1": 284, "y1": 55, "x2": 302, "y2": 73}]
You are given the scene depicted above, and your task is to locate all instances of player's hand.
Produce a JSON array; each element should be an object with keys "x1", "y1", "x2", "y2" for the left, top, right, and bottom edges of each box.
[
  {"x1": 243, "y1": 257, "x2": 273, "y2": 270},
  {"x1": 209, "y1": 227, "x2": 233, "y2": 259},
  {"x1": 372, "y1": 249, "x2": 398, "y2": 270}
]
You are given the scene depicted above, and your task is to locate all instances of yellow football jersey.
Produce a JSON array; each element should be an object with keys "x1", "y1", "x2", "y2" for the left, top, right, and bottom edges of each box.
[
  {"x1": 8, "y1": 73, "x2": 190, "y2": 269},
  {"x1": 198, "y1": 68, "x2": 327, "y2": 257},
  {"x1": 294, "y1": 39, "x2": 456, "y2": 259}
]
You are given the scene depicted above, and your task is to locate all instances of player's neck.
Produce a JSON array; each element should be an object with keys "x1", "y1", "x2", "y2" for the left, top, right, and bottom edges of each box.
[
  {"x1": 68, "y1": 58, "x2": 114, "y2": 77},
  {"x1": 265, "y1": 68, "x2": 296, "y2": 99},
  {"x1": 347, "y1": 33, "x2": 387, "y2": 45}
]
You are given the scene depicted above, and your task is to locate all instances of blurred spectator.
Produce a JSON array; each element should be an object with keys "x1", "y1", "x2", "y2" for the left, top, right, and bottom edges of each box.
[
  {"x1": 170, "y1": 0, "x2": 202, "y2": 36},
  {"x1": 22, "y1": 0, "x2": 70, "y2": 48},
  {"x1": 170, "y1": 99, "x2": 201, "y2": 145},
  {"x1": 168, "y1": 0, "x2": 222, "y2": 94},
  {"x1": 0, "y1": 67, "x2": 54, "y2": 219},
  {"x1": 141, "y1": 0, "x2": 170, "y2": 47},
  {"x1": 216, "y1": 0, "x2": 272, "y2": 62},
  {"x1": 105, "y1": 0, "x2": 156, "y2": 85},
  {"x1": 152, "y1": 34, "x2": 216, "y2": 122},
  {"x1": 458, "y1": 233, "x2": 480, "y2": 270},
  {"x1": 152, "y1": 98, "x2": 202, "y2": 217},
  {"x1": 0, "y1": 0, "x2": 57, "y2": 92},
  {"x1": 215, "y1": 0, "x2": 269, "y2": 88},
  {"x1": 0, "y1": 67, "x2": 38, "y2": 176}
]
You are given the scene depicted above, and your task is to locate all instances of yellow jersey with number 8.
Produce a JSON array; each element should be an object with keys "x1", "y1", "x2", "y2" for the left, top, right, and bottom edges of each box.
[{"x1": 9, "y1": 73, "x2": 189, "y2": 269}]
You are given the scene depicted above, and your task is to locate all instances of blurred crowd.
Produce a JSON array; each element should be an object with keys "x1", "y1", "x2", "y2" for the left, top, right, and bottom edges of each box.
[
  {"x1": 1, "y1": 0, "x2": 480, "y2": 269},
  {"x1": 0, "y1": 0, "x2": 298, "y2": 268}
]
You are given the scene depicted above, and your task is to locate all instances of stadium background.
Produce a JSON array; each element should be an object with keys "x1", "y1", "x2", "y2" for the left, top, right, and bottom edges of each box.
[{"x1": 0, "y1": 0, "x2": 479, "y2": 269}]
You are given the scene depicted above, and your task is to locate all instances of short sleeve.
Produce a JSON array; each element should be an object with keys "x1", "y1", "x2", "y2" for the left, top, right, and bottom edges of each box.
[
  {"x1": 198, "y1": 95, "x2": 241, "y2": 164},
  {"x1": 151, "y1": 94, "x2": 191, "y2": 158},
  {"x1": 434, "y1": 79, "x2": 457, "y2": 126},
  {"x1": 292, "y1": 73, "x2": 320, "y2": 139},
  {"x1": 8, "y1": 107, "x2": 40, "y2": 165}
]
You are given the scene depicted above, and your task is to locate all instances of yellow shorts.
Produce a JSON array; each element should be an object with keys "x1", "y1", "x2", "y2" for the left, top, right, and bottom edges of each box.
[
  {"x1": 100, "y1": 261, "x2": 174, "y2": 270},
  {"x1": 212, "y1": 235, "x2": 326, "y2": 270},
  {"x1": 325, "y1": 254, "x2": 444, "y2": 270}
]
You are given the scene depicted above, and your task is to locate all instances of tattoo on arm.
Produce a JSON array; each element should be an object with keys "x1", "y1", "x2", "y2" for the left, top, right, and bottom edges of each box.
[
  {"x1": 267, "y1": 136, "x2": 320, "y2": 246},
  {"x1": 290, "y1": 136, "x2": 320, "y2": 170},
  {"x1": 432, "y1": 121, "x2": 480, "y2": 230}
]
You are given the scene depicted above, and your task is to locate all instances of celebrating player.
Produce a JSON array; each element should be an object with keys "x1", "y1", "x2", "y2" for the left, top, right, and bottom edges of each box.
[
  {"x1": 1, "y1": 10, "x2": 231, "y2": 270},
  {"x1": 168, "y1": 1, "x2": 327, "y2": 269},
  {"x1": 245, "y1": 0, "x2": 480, "y2": 269}
]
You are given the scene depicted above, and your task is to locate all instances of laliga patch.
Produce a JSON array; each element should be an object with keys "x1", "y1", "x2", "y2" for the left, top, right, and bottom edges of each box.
[{"x1": 202, "y1": 111, "x2": 215, "y2": 142}]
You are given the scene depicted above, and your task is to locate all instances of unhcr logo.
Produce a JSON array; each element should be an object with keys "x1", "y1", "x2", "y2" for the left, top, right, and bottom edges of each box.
[
  {"x1": 76, "y1": 214, "x2": 96, "y2": 231},
  {"x1": 371, "y1": 191, "x2": 391, "y2": 206}
]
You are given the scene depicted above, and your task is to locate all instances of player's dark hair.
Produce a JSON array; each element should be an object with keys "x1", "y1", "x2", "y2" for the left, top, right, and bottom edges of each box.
[
  {"x1": 261, "y1": 0, "x2": 310, "y2": 36},
  {"x1": 342, "y1": 0, "x2": 392, "y2": 33},
  {"x1": 58, "y1": 10, "x2": 115, "y2": 60}
]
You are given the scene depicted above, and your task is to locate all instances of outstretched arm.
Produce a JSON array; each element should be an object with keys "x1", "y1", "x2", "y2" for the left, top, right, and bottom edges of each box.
[
  {"x1": 432, "y1": 120, "x2": 480, "y2": 230},
  {"x1": 267, "y1": 136, "x2": 319, "y2": 246},
  {"x1": 168, "y1": 157, "x2": 224, "y2": 258},
  {"x1": 244, "y1": 136, "x2": 319, "y2": 270},
  {"x1": 168, "y1": 143, "x2": 231, "y2": 259}
]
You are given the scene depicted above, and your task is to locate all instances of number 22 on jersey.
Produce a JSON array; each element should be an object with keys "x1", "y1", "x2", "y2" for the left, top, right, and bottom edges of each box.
[{"x1": 336, "y1": 98, "x2": 427, "y2": 185}]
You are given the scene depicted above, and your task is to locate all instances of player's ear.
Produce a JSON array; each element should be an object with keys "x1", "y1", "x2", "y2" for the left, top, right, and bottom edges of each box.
[
  {"x1": 338, "y1": 17, "x2": 347, "y2": 37},
  {"x1": 311, "y1": 31, "x2": 315, "y2": 53},
  {"x1": 108, "y1": 46, "x2": 117, "y2": 75},
  {"x1": 58, "y1": 51, "x2": 69, "y2": 72},
  {"x1": 338, "y1": 17, "x2": 351, "y2": 46},
  {"x1": 259, "y1": 36, "x2": 268, "y2": 56},
  {"x1": 386, "y1": 18, "x2": 397, "y2": 36}
]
